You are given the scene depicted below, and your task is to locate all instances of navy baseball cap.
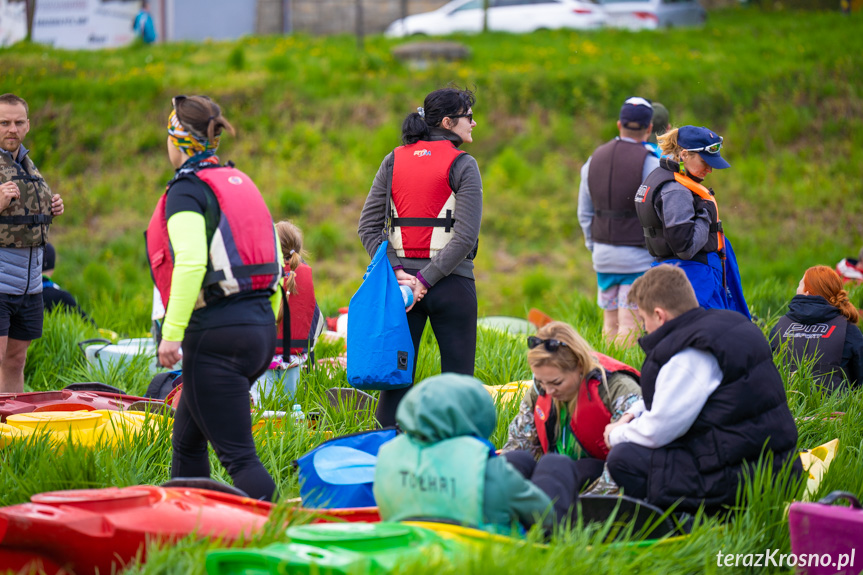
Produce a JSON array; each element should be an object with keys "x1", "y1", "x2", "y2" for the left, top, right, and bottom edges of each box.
[
  {"x1": 43, "y1": 243, "x2": 55, "y2": 272},
  {"x1": 678, "y1": 125, "x2": 730, "y2": 169},
  {"x1": 619, "y1": 97, "x2": 654, "y2": 129}
]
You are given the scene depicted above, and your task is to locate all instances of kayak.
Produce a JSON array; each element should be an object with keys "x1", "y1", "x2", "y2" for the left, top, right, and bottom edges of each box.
[
  {"x1": 206, "y1": 521, "x2": 464, "y2": 575},
  {"x1": 477, "y1": 316, "x2": 535, "y2": 335},
  {"x1": 0, "y1": 389, "x2": 163, "y2": 422},
  {"x1": 483, "y1": 381, "x2": 532, "y2": 404},
  {"x1": 0, "y1": 485, "x2": 383, "y2": 575},
  {"x1": 0, "y1": 410, "x2": 167, "y2": 449}
]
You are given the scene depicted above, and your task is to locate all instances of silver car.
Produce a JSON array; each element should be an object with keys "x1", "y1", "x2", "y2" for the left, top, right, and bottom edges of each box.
[
  {"x1": 598, "y1": 0, "x2": 706, "y2": 29},
  {"x1": 385, "y1": 0, "x2": 606, "y2": 37}
]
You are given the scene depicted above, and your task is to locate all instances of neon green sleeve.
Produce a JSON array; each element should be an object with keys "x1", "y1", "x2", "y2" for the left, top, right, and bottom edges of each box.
[
  {"x1": 271, "y1": 223, "x2": 284, "y2": 322},
  {"x1": 162, "y1": 211, "x2": 208, "y2": 342}
]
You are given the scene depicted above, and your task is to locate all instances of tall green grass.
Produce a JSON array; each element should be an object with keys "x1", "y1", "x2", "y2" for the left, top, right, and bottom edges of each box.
[
  {"x1": 4, "y1": 283, "x2": 863, "y2": 575},
  {"x1": 1, "y1": 9, "x2": 860, "y2": 332}
]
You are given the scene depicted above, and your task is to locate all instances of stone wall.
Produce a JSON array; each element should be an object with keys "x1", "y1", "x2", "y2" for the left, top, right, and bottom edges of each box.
[{"x1": 256, "y1": 0, "x2": 451, "y2": 36}]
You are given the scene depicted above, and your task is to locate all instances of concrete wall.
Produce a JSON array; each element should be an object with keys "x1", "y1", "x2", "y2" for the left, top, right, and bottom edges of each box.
[
  {"x1": 168, "y1": 0, "x2": 256, "y2": 41},
  {"x1": 283, "y1": 0, "x2": 450, "y2": 35}
]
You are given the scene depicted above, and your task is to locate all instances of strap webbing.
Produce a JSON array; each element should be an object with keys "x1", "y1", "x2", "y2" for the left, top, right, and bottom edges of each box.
[
  {"x1": 203, "y1": 262, "x2": 281, "y2": 286},
  {"x1": 0, "y1": 214, "x2": 53, "y2": 225}
]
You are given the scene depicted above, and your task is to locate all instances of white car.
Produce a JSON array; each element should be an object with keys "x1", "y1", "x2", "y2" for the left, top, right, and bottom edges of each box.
[
  {"x1": 385, "y1": 0, "x2": 606, "y2": 38},
  {"x1": 597, "y1": 0, "x2": 706, "y2": 29}
]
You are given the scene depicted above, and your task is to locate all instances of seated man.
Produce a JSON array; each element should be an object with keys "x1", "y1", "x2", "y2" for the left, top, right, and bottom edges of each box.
[
  {"x1": 374, "y1": 373, "x2": 580, "y2": 534},
  {"x1": 42, "y1": 243, "x2": 90, "y2": 321},
  {"x1": 603, "y1": 265, "x2": 801, "y2": 513}
]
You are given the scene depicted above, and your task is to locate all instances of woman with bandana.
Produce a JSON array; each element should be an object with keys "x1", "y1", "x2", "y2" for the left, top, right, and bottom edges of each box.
[
  {"x1": 358, "y1": 87, "x2": 482, "y2": 428},
  {"x1": 147, "y1": 95, "x2": 283, "y2": 501}
]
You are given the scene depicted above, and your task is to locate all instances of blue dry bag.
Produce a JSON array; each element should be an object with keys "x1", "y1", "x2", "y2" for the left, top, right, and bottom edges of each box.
[
  {"x1": 346, "y1": 240, "x2": 415, "y2": 390},
  {"x1": 294, "y1": 428, "x2": 398, "y2": 509}
]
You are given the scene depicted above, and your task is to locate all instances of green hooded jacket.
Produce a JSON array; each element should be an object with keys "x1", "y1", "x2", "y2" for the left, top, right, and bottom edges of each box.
[{"x1": 374, "y1": 373, "x2": 554, "y2": 533}]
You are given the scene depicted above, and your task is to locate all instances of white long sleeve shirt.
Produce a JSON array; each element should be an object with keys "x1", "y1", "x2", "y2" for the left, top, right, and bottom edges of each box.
[{"x1": 609, "y1": 347, "x2": 723, "y2": 449}]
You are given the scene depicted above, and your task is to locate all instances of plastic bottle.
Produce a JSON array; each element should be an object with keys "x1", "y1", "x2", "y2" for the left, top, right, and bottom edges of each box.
[
  {"x1": 291, "y1": 404, "x2": 306, "y2": 425},
  {"x1": 399, "y1": 285, "x2": 414, "y2": 308}
]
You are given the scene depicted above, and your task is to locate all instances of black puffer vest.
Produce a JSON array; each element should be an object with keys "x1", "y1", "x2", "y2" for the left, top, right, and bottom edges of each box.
[
  {"x1": 638, "y1": 307, "x2": 800, "y2": 512},
  {"x1": 587, "y1": 139, "x2": 649, "y2": 247},
  {"x1": 634, "y1": 159, "x2": 720, "y2": 264}
]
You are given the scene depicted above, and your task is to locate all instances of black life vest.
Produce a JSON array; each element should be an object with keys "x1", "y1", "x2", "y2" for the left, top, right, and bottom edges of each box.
[
  {"x1": 587, "y1": 139, "x2": 649, "y2": 247},
  {"x1": 774, "y1": 313, "x2": 848, "y2": 390},
  {"x1": 634, "y1": 163, "x2": 722, "y2": 264}
]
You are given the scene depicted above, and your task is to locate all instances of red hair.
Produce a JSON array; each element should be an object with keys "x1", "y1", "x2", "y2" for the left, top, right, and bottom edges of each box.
[{"x1": 803, "y1": 265, "x2": 859, "y2": 325}]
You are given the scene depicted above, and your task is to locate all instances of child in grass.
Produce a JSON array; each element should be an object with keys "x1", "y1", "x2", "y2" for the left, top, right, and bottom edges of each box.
[{"x1": 374, "y1": 373, "x2": 575, "y2": 534}]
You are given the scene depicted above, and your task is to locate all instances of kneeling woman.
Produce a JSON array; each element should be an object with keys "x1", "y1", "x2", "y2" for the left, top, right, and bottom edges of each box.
[
  {"x1": 771, "y1": 265, "x2": 863, "y2": 392},
  {"x1": 501, "y1": 322, "x2": 642, "y2": 490}
]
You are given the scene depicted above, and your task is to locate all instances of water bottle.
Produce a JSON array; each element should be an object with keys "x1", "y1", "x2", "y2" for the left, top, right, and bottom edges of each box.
[
  {"x1": 291, "y1": 404, "x2": 306, "y2": 426},
  {"x1": 399, "y1": 285, "x2": 414, "y2": 308}
]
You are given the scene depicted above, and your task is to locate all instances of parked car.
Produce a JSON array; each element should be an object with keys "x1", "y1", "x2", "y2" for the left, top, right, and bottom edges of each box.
[
  {"x1": 597, "y1": 0, "x2": 706, "y2": 29},
  {"x1": 384, "y1": 0, "x2": 606, "y2": 37}
]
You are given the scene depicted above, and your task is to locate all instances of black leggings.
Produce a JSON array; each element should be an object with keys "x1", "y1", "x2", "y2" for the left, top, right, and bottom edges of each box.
[
  {"x1": 375, "y1": 272, "x2": 477, "y2": 427},
  {"x1": 503, "y1": 450, "x2": 604, "y2": 526},
  {"x1": 171, "y1": 323, "x2": 277, "y2": 501},
  {"x1": 605, "y1": 442, "x2": 652, "y2": 500}
]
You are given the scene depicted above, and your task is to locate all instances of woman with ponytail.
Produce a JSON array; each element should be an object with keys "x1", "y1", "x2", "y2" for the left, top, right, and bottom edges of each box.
[
  {"x1": 634, "y1": 125, "x2": 749, "y2": 317},
  {"x1": 270, "y1": 220, "x2": 323, "y2": 378},
  {"x1": 358, "y1": 86, "x2": 482, "y2": 427},
  {"x1": 147, "y1": 95, "x2": 282, "y2": 500},
  {"x1": 771, "y1": 265, "x2": 863, "y2": 392}
]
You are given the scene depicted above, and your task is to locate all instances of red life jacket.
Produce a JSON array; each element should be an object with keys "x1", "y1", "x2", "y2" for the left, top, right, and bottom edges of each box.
[
  {"x1": 146, "y1": 165, "x2": 281, "y2": 310},
  {"x1": 390, "y1": 140, "x2": 465, "y2": 259},
  {"x1": 534, "y1": 353, "x2": 640, "y2": 460},
  {"x1": 275, "y1": 261, "x2": 323, "y2": 355}
]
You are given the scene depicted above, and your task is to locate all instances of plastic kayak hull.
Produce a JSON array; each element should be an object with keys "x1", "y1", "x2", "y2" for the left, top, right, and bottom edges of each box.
[
  {"x1": 0, "y1": 389, "x2": 162, "y2": 422},
  {"x1": 0, "y1": 486, "x2": 381, "y2": 575}
]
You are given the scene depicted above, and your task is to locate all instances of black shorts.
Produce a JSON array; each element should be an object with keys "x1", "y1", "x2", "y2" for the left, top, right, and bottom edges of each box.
[{"x1": 0, "y1": 293, "x2": 44, "y2": 340}]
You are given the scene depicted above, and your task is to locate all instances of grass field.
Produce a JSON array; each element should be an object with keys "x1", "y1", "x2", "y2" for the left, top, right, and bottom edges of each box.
[
  {"x1": 2, "y1": 6, "x2": 863, "y2": 574},
  {"x1": 1, "y1": 8, "x2": 861, "y2": 334}
]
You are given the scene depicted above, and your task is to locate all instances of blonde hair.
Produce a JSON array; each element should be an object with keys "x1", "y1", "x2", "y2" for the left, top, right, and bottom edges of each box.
[
  {"x1": 528, "y1": 322, "x2": 605, "y2": 443},
  {"x1": 276, "y1": 220, "x2": 308, "y2": 324},
  {"x1": 657, "y1": 127, "x2": 686, "y2": 161}
]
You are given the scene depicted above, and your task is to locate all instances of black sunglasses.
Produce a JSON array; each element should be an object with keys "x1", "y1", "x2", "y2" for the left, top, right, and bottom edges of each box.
[
  {"x1": 527, "y1": 336, "x2": 568, "y2": 352},
  {"x1": 448, "y1": 113, "x2": 473, "y2": 123}
]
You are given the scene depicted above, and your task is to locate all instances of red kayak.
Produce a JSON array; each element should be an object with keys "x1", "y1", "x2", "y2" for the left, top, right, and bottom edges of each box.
[
  {"x1": 0, "y1": 390, "x2": 162, "y2": 422},
  {"x1": 0, "y1": 485, "x2": 381, "y2": 575}
]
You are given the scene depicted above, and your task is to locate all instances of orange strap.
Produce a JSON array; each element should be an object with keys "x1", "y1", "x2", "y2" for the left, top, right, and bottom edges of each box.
[{"x1": 672, "y1": 172, "x2": 725, "y2": 254}]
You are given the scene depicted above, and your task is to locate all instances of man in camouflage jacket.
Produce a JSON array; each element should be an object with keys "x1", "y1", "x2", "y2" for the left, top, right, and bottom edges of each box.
[{"x1": 0, "y1": 94, "x2": 64, "y2": 392}]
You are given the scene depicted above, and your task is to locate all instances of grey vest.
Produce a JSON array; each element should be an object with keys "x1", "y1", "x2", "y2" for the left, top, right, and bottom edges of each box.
[{"x1": 587, "y1": 139, "x2": 649, "y2": 247}]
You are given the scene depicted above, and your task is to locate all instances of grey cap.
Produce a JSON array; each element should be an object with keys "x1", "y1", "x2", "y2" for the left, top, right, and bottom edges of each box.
[{"x1": 648, "y1": 102, "x2": 670, "y2": 144}]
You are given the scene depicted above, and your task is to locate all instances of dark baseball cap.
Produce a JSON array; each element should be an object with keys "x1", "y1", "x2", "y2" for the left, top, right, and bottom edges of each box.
[
  {"x1": 648, "y1": 102, "x2": 670, "y2": 144},
  {"x1": 678, "y1": 125, "x2": 730, "y2": 169},
  {"x1": 619, "y1": 97, "x2": 653, "y2": 130},
  {"x1": 43, "y1": 242, "x2": 55, "y2": 272}
]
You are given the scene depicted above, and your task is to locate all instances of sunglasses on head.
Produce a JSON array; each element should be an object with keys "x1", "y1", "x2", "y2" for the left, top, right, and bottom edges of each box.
[
  {"x1": 685, "y1": 136, "x2": 723, "y2": 154},
  {"x1": 448, "y1": 113, "x2": 473, "y2": 123},
  {"x1": 527, "y1": 336, "x2": 568, "y2": 352}
]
